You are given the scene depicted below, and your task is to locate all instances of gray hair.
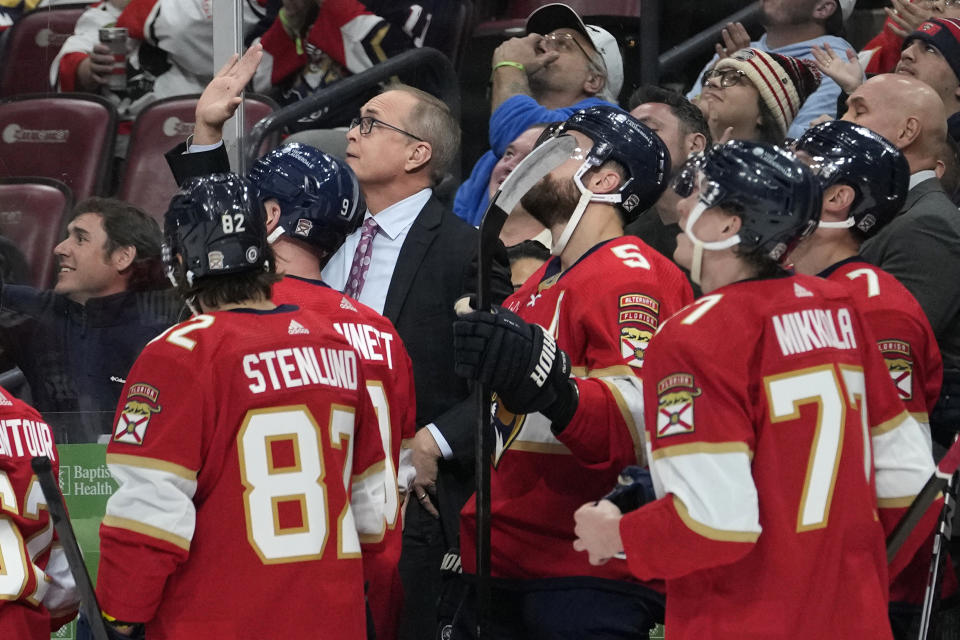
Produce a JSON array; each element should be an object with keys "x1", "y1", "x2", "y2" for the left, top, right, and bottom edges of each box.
[{"x1": 386, "y1": 82, "x2": 461, "y2": 184}]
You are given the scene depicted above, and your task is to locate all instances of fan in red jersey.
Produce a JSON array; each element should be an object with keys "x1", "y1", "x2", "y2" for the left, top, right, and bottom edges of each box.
[
  {"x1": 573, "y1": 140, "x2": 936, "y2": 639},
  {"x1": 450, "y1": 105, "x2": 693, "y2": 638},
  {"x1": 249, "y1": 142, "x2": 417, "y2": 640},
  {"x1": 0, "y1": 387, "x2": 78, "y2": 640},
  {"x1": 95, "y1": 173, "x2": 386, "y2": 640},
  {"x1": 790, "y1": 119, "x2": 949, "y2": 637}
]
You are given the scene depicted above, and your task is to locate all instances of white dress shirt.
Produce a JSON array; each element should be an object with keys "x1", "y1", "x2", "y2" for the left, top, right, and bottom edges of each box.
[
  {"x1": 323, "y1": 188, "x2": 432, "y2": 315},
  {"x1": 909, "y1": 170, "x2": 938, "y2": 190},
  {"x1": 322, "y1": 187, "x2": 457, "y2": 458}
]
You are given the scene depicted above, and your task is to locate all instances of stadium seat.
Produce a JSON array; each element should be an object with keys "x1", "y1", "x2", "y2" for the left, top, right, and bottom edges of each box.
[
  {"x1": 0, "y1": 4, "x2": 88, "y2": 97},
  {"x1": 0, "y1": 93, "x2": 116, "y2": 201},
  {"x1": 117, "y1": 93, "x2": 279, "y2": 222},
  {"x1": 0, "y1": 177, "x2": 73, "y2": 288}
]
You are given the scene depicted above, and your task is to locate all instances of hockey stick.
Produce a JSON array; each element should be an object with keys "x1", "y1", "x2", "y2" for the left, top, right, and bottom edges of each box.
[
  {"x1": 918, "y1": 468, "x2": 958, "y2": 640},
  {"x1": 887, "y1": 436, "x2": 960, "y2": 562},
  {"x1": 473, "y1": 133, "x2": 577, "y2": 637},
  {"x1": 31, "y1": 456, "x2": 111, "y2": 640}
]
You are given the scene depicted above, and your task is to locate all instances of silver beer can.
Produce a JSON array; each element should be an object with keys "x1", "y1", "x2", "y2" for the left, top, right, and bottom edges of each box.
[{"x1": 98, "y1": 27, "x2": 128, "y2": 92}]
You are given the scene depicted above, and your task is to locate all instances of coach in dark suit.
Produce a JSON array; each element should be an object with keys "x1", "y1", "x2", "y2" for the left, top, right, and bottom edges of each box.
[
  {"x1": 840, "y1": 74, "x2": 960, "y2": 452},
  {"x1": 166, "y1": 49, "x2": 511, "y2": 640}
]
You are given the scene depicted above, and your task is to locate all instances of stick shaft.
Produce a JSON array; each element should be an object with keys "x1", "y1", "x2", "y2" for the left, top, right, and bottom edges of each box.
[
  {"x1": 887, "y1": 436, "x2": 960, "y2": 561},
  {"x1": 31, "y1": 456, "x2": 111, "y2": 640}
]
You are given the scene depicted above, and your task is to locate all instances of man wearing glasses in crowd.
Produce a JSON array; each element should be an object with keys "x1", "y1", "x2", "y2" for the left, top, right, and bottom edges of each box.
[{"x1": 452, "y1": 2, "x2": 624, "y2": 226}]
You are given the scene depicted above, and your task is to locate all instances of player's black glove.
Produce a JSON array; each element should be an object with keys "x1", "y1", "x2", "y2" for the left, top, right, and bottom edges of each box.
[
  {"x1": 454, "y1": 305, "x2": 577, "y2": 428},
  {"x1": 602, "y1": 466, "x2": 656, "y2": 514}
]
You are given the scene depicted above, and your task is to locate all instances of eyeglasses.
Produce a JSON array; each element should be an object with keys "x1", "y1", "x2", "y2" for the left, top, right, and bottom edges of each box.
[
  {"x1": 701, "y1": 68, "x2": 750, "y2": 89},
  {"x1": 541, "y1": 32, "x2": 605, "y2": 72},
  {"x1": 349, "y1": 116, "x2": 424, "y2": 142}
]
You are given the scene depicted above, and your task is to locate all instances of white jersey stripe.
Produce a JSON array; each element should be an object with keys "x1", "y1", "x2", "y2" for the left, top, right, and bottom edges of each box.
[
  {"x1": 651, "y1": 445, "x2": 761, "y2": 538},
  {"x1": 105, "y1": 462, "x2": 198, "y2": 549}
]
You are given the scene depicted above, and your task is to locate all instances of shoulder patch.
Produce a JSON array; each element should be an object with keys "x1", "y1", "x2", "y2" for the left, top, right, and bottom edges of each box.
[
  {"x1": 879, "y1": 339, "x2": 913, "y2": 400},
  {"x1": 656, "y1": 373, "x2": 700, "y2": 438},
  {"x1": 114, "y1": 383, "x2": 162, "y2": 446},
  {"x1": 619, "y1": 293, "x2": 660, "y2": 368}
]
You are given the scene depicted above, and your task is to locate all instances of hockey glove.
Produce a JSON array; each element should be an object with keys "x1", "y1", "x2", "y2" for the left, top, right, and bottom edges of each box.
[
  {"x1": 602, "y1": 466, "x2": 656, "y2": 514},
  {"x1": 454, "y1": 306, "x2": 576, "y2": 424}
]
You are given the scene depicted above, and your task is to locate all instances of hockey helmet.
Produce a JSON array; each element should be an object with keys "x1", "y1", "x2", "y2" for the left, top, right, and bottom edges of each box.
[
  {"x1": 793, "y1": 120, "x2": 908, "y2": 237},
  {"x1": 163, "y1": 172, "x2": 269, "y2": 286},
  {"x1": 673, "y1": 140, "x2": 822, "y2": 263},
  {"x1": 541, "y1": 105, "x2": 671, "y2": 223},
  {"x1": 247, "y1": 142, "x2": 365, "y2": 254}
]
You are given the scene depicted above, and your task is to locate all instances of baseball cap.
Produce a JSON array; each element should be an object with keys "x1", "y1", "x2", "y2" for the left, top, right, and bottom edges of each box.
[{"x1": 526, "y1": 3, "x2": 624, "y2": 100}]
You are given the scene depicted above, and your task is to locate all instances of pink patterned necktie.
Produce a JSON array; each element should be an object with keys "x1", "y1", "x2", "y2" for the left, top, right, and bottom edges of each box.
[{"x1": 344, "y1": 216, "x2": 378, "y2": 299}]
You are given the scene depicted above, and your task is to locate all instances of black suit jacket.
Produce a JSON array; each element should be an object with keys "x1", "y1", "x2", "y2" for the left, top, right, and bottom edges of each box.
[{"x1": 165, "y1": 142, "x2": 511, "y2": 541}]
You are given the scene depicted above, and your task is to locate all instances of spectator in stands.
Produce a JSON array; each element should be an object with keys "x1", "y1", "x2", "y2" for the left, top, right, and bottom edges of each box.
[
  {"x1": 860, "y1": 0, "x2": 960, "y2": 75},
  {"x1": 453, "y1": 2, "x2": 623, "y2": 226},
  {"x1": 164, "y1": 47, "x2": 512, "y2": 639},
  {"x1": 506, "y1": 239, "x2": 550, "y2": 291},
  {"x1": 842, "y1": 72, "x2": 960, "y2": 447},
  {"x1": 492, "y1": 123, "x2": 552, "y2": 248},
  {"x1": 696, "y1": 48, "x2": 822, "y2": 145},
  {"x1": 688, "y1": 0, "x2": 857, "y2": 137},
  {"x1": 50, "y1": 0, "x2": 427, "y2": 141},
  {"x1": 625, "y1": 85, "x2": 710, "y2": 264},
  {"x1": 0, "y1": 198, "x2": 183, "y2": 442},
  {"x1": 814, "y1": 18, "x2": 960, "y2": 141},
  {"x1": 51, "y1": 0, "x2": 266, "y2": 155}
]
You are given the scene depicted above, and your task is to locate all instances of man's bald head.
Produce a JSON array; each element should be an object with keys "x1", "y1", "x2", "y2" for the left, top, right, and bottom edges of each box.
[{"x1": 842, "y1": 74, "x2": 947, "y2": 170}]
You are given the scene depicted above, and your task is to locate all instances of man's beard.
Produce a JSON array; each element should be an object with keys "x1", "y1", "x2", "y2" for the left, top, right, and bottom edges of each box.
[{"x1": 520, "y1": 174, "x2": 582, "y2": 230}]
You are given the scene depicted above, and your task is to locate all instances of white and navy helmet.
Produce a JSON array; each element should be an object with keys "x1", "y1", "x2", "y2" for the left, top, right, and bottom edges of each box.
[
  {"x1": 163, "y1": 173, "x2": 269, "y2": 286},
  {"x1": 539, "y1": 105, "x2": 671, "y2": 223},
  {"x1": 673, "y1": 141, "x2": 822, "y2": 261},
  {"x1": 793, "y1": 120, "x2": 908, "y2": 237},
  {"x1": 248, "y1": 143, "x2": 365, "y2": 255}
]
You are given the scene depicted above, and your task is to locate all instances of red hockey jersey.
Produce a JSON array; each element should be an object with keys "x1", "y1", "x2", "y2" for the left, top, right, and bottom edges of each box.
[
  {"x1": 620, "y1": 274, "x2": 934, "y2": 639},
  {"x1": 824, "y1": 257, "x2": 945, "y2": 603},
  {"x1": 0, "y1": 387, "x2": 78, "y2": 640},
  {"x1": 460, "y1": 236, "x2": 693, "y2": 582},
  {"x1": 273, "y1": 275, "x2": 416, "y2": 640},
  {"x1": 96, "y1": 306, "x2": 386, "y2": 639},
  {"x1": 824, "y1": 258, "x2": 942, "y2": 425}
]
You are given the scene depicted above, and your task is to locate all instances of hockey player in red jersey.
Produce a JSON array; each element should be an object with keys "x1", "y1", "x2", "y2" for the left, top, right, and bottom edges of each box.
[
  {"x1": 573, "y1": 141, "x2": 936, "y2": 639},
  {"x1": 789, "y1": 119, "x2": 947, "y2": 637},
  {"x1": 0, "y1": 387, "x2": 78, "y2": 640},
  {"x1": 94, "y1": 174, "x2": 386, "y2": 639},
  {"x1": 248, "y1": 143, "x2": 417, "y2": 640},
  {"x1": 450, "y1": 105, "x2": 694, "y2": 637}
]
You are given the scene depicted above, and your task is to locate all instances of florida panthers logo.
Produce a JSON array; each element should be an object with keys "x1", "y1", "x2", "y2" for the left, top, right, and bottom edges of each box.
[
  {"x1": 879, "y1": 339, "x2": 913, "y2": 400},
  {"x1": 621, "y1": 327, "x2": 654, "y2": 366},
  {"x1": 656, "y1": 373, "x2": 701, "y2": 438},
  {"x1": 619, "y1": 294, "x2": 660, "y2": 369},
  {"x1": 491, "y1": 396, "x2": 526, "y2": 468},
  {"x1": 114, "y1": 383, "x2": 162, "y2": 445}
]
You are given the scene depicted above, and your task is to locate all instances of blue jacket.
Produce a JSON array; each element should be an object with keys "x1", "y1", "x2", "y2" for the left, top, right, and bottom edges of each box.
[
  {"x1": 453, "y1": 95, "x2": 617, "y2": 226},
  {"x1": 0, "y1": 286, "x2": 184, "y2": 441}
]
